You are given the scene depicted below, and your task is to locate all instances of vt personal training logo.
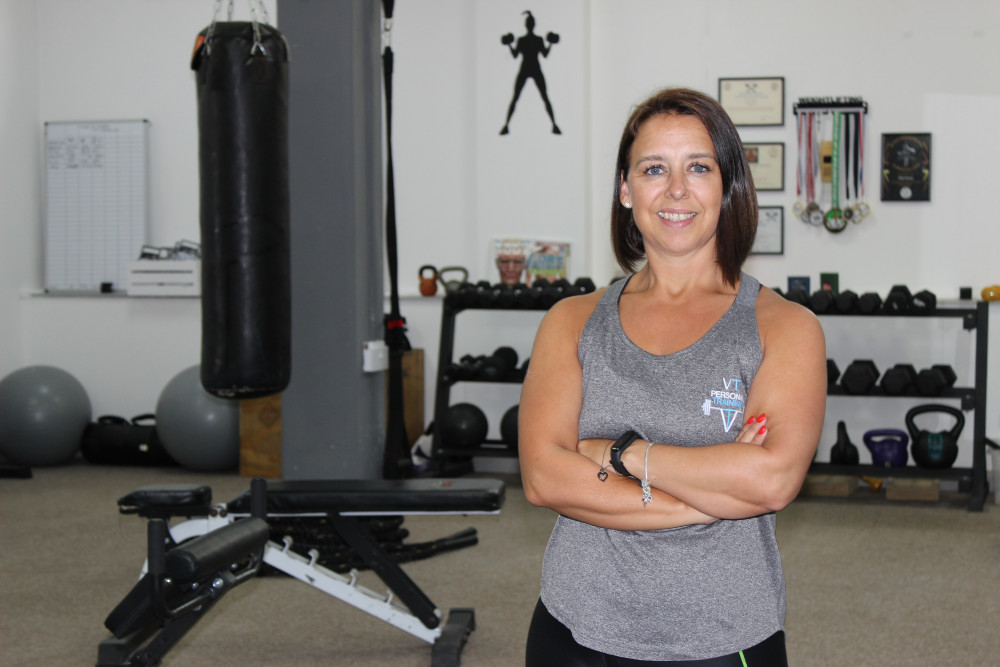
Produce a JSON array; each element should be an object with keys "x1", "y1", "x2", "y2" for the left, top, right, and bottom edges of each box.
[{"x1": 700, "y1": 378, "x2": 745, "y2": 432}]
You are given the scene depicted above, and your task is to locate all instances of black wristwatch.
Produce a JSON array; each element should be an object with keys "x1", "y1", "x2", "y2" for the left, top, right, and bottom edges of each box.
[{"x1": 609, "y1": 431, "x2": 642, "y2": 478}]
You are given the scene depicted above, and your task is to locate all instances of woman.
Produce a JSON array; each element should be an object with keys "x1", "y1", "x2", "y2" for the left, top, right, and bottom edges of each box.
[{"x1": 519, "y1": 87, "x2": 826, "y2": 665}]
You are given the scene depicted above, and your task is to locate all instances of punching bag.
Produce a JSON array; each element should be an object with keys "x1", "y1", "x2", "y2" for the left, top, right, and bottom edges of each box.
[{"x1": 193, "y1": 20, "x2": 291, "y2": 398}]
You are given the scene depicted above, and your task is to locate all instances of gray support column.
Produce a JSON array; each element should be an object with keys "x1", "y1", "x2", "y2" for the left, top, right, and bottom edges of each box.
[{"x1": 278, "y1": 0, "x2": 384, "y2": 479}]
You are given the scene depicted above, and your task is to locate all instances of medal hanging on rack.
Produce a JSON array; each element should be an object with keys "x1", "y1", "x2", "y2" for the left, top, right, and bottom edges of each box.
[
  {"x1": 806, "y1": 112, "x2": 826, "y2": 226},
  {"x1": 793, "y1": 112, "x2": 807, "y2": 220},
  {"x1": 855, "y1": 110, "x2": 870, "y2": 220},
  {"x1": 823, "y1": 112, "x2": 847, "y2": 233},
  {"x1": 841, "y1": 112, "x2": 856, "y2": 224}
]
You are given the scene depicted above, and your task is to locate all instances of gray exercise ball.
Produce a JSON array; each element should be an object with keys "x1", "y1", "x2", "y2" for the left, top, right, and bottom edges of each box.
[
  {"x1": 0, "y1": 365, "x2": 92, "y2": 466},
  {"x1": 156, "y1": 365, "x2": 239, "y2": 471}
]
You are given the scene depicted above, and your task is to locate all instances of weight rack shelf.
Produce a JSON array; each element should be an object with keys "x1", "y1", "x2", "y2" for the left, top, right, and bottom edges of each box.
[
  {"x1": 810, "y1": 462, "x2": 974, "y2": 482},
  {"x1": 429, "y1": 295, "x2": 990, "y2": 511},
  {"x1": 427, "y1": 303, "x2": 541, "y2": 475},
  {"x1": 816, "y1": 301, "x2": 989, "y2": 511},
  {"x1": 825, "y1": 386, "x2": 976, "y2": 409}
]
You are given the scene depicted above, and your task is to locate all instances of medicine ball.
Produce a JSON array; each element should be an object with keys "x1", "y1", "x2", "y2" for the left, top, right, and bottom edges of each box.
[
  {"x1": 500, "y1": 404, "x2": 519, "y2": 450},
  {"x1": 440, "y1": 403, "x2": 488, "y2": 450}
]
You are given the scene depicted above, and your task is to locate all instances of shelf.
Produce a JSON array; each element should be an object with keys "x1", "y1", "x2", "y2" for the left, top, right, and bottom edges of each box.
[
  {"x1": 436, "y1": 443, "x2": 519, "y2": 459},
  {"x1": 810, "y1": 462, "x2": 973, "y2": 481},
  {"x1": 826, "y1": 385, "x2": 976, "y2": 409},
  {"x1": 816, "y1": 305, "x2": 980, "y2": 331}
]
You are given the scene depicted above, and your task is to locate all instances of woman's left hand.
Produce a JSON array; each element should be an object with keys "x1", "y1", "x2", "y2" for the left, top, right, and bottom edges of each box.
[{"x1": 733, "y1": 413, "x2": 768, "y2": 445}]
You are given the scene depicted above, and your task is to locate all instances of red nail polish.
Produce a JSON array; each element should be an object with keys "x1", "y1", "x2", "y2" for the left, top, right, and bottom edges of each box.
[
  {"x1": 756, "y1": 413, "x2": 766, "y2": 423},
  {"x1": 758, "y1": 425, "x2": 767, "y2": 435},
  {"x1": 747, "y1": 416, "x2": 755, "y2": 424}
]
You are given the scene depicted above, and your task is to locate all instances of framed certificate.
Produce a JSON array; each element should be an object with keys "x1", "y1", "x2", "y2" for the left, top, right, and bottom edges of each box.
[
  {"x1": 881, "y1": 133, "x2": 931, "y2": 201},
  {"x1": 744, "y1": 142, "x2": 784, "y2": 191},
  {"x1": 751, "y1": 206, "x2": 784, "y2": 255},
  {"x1": 718, "y1": 77, "x2": 785, "y2": 126}
]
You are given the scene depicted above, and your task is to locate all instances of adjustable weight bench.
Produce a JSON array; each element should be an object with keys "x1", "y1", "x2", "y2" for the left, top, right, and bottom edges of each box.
[
  {"x1": 103, "y1": 477, "x2": 505, "y2": 667},
  {"x1": 98, "y1": 479, "x2": 270, "y2": 667}
]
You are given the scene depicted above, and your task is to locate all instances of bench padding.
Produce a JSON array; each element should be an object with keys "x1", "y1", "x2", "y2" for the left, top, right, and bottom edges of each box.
[{"x1": 226, "y1": 478, "x2": 505, "y2": 514}]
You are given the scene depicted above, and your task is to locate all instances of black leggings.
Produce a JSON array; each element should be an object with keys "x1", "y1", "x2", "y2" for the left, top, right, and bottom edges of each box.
[{"x1": 525, "y1": 599, "x2": 787, "y2": 667}]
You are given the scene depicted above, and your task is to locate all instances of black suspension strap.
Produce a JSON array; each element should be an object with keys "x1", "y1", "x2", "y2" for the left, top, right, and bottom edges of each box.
[{"x1": 381, "y1": 0, "x2": 413, "y2": 479}]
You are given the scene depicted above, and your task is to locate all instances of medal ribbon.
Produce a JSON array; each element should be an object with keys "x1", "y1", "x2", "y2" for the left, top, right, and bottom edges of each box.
[{"x1": 831, "y1": 112, "x2": 842, "y2": 212}]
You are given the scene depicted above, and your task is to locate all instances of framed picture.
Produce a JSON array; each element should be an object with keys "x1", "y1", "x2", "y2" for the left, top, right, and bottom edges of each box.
[
  {"x1": 787, "y1": 276, "x2": 810, "y2": 294},
  {"x1": 743, "y1": 142, "x2": 784, "y2": 191},
  {"x1": 751, "y1": 206, "x2": 784, "y2": 255},
  {"x1": 881, "y1": 133, "x2": 931, "y2": 201},
  {"x1": 491, "y1": 238, "x2": 570, "y2": 286},
  {"x1": 718, "y1": 77, "x2": 785, "y2": 126}
]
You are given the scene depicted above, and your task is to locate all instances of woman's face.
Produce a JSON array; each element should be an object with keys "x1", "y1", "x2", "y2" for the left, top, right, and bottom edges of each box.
[{"x1": 619, "y1": 114, "x2": 723, "y2": 261}]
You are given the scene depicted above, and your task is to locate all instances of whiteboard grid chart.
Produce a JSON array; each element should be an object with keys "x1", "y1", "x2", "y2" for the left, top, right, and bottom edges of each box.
[{"x1": 44, "y1": 120, "x2": 149, "y2": 292}]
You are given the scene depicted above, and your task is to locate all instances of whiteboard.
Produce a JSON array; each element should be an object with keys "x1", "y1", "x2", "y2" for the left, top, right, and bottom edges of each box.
[{"x1": 44, "y1": 119, "x2": 149, "y2": 291}]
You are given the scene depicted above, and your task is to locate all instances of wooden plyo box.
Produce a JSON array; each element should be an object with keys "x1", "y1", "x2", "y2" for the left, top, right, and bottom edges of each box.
[
  {"x1": 239, "y1": 394, "x2": 282, "y2": 478},
  {"x1": 238, "y1": 348, "x2": 426, "y2": 478},
  {"x1": 799, "y1": 474, "x2": 853, "y2": 498},
  {"x1": 390, "y1": 349, "x2": 425, "y2": 448},
  {"x1": 886, "y1": 478, "x2": 940, "y2": 502}
]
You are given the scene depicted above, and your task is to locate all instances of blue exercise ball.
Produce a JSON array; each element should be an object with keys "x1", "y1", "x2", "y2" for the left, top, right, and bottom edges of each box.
[
  {"x1": 156, "y1": 365, "x2": 240, "y2": 471},
  {"x1": 0, "y1": 365, "x2": 92, "y2": 466}
]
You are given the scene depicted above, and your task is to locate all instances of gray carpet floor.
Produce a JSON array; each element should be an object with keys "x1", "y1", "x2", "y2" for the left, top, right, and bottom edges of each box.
[{"x1": 2, "y1": 461, "x2": 999, "y2": 666}]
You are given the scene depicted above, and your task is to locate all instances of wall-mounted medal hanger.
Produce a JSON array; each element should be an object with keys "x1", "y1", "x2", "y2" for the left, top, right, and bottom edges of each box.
[{"x1": 792, "y1": 98, "x2": 869, "y2": 234}]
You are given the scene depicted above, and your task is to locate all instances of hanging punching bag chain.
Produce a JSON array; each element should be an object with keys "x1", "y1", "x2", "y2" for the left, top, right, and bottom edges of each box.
[{"x1": 204, "y1": 0, "x2": 272, "y2": 57}]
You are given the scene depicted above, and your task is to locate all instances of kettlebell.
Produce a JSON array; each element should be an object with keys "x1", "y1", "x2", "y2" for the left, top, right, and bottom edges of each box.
[
  {"x1": 862, "y1": 429, "x2": 909, "y2": 468},
  {"x1": 905, "y1": 404, "x2": 963, "y2": 469},
  {"x1": 437, "y1": 266, "x2": 469, "y2": 293},
  {"x1": 829, "y1": 421, "x2": 859, "y2": 465},
  {"x1": 419, "y1": 265, "x2": 439, "y2": 296}
]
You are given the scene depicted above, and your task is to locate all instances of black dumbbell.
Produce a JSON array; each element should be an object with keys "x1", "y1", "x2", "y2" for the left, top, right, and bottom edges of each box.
[
  {"x1": 546, "y1": 31, "x2": 560, "y2": 43},
  {"x1": 441, "y1": 362, "x2": 465, "y2": 384},
  {"x1": 827, "y1": 359, "x2": 841, "y2": 386},
  {"x1": 510, "y1": 282, "x2": 537, "y2": 308},
  {"x1": 911, "y1": 289, "x2": 937, "y2": 314},
  {"x1": 475, "y1": 280, "x2": 496, "y2": 307},
  {"x1": 530, "y1": 278, "x2": 549, "y2": 305},
  {"x1": 479, "y1": 346, "x2": 519, "y2": 380},
  {"x1": 491, "y1": 282, "x2": 515, "y2": 308},
  {"x1": 809, "y1": 289, "x2": 836, "y2": 314},
  {"x1": 456, "y1": 354, "x2": 486, "y2": 380},
  {"x1": 835, "y1": 289, "x2": 859, "y2": 314},
  {"x1": 539, "y1": 278, "x2": 572, "y2": 308},
  {"x1": 858, "y1": 292, "x2": 883, "y2": 314},
  {"x1": 784, "y1": 289, "x2": 810, "y2": 307},
  {"x1": 883, "y1": 284, "x2": 913, "y2": 314},
  {"x1": 880, "y1": 363, "x2": 918, "y2": 395},
  {"x1": 840, "y1": 359, "x2": 880, "y2": 394},
  {"x1": 501, "y1": 33, "x2": 514, "y2": 45},
  {"x1": 915, "y1": 364, "x2": 957, "y2": 396},
  {"x1": 572, "y1": 277, "x2": 596, "y2": 295}
]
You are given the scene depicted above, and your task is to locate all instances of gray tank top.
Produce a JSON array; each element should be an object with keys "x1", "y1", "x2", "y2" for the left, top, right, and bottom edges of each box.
[{"x1": 539, "y1": 273, "x2": 784, "y2": 661}]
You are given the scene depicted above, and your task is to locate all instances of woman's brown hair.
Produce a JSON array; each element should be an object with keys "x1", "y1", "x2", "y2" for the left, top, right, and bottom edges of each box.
[{"x1": 610, "y1": 87, "x2": 757, "y2": 287}]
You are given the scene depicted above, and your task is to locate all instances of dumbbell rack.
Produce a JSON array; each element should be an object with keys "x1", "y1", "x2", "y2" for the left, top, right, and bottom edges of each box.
[
  {"x1": 427, "y1": 300, "x2": 540, "y2": 476},
  {"x1": 809, "y1": 301, "x2": 989, "y2": 511}
]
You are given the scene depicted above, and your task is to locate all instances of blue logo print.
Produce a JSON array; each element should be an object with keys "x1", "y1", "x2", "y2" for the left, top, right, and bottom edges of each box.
[{"x1": 700, "y1": 378, "x2": 746, "y2": 432}]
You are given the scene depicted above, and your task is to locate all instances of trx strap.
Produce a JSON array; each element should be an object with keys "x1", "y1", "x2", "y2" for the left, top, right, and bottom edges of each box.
[{"x1": 381, "y1": 0, "x2": 413, "y2": 479}]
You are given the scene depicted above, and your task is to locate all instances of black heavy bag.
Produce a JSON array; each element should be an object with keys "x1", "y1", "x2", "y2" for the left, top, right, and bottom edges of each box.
[{"x1": 193, "y1": 21, "x2": 291, "y2": 398}]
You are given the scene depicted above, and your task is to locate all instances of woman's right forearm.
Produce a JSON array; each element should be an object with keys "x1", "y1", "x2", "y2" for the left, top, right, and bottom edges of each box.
[{"x1": 521, "y1": 445, "x2": 717, "y2": 530}]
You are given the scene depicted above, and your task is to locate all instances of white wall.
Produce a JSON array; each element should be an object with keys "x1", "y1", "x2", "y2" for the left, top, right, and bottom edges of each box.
[
  {"x1": 4, "y1": 0, "x2": 1000, "y2": 469},
  {"x1": 1, "y1": 0, "x2": 39, "y2": 376}
]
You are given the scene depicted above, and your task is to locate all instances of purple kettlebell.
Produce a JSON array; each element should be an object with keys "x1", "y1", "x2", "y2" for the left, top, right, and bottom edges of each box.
[{"x1": 863, "y1": 429, "x2": 910, "y2": 468}]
